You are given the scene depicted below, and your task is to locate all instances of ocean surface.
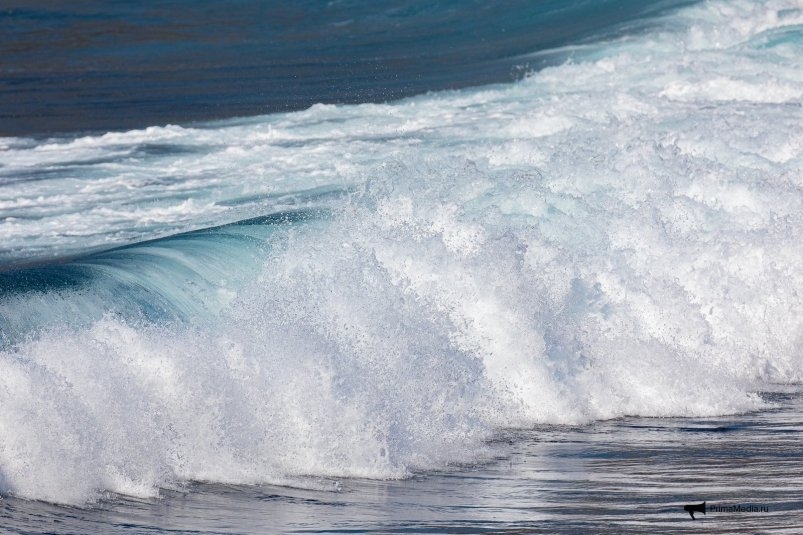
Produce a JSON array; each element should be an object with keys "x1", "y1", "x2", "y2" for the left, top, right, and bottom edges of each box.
[{"x1": 2, "y1": 0, "x2": 803, "y2": 533}]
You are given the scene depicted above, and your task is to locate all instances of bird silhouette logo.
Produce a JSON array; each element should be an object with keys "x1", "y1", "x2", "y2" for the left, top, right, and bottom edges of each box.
[{"x1": 683, "y1": 501, "x2": 706, "y2": 519}]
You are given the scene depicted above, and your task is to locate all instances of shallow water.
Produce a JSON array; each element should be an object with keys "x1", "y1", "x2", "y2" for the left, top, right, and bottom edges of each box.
[{"x1": 3, "y1": 386, "x2": 801, "y2": 534}]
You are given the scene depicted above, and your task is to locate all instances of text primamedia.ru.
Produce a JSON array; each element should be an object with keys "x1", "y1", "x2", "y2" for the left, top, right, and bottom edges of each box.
[{"x1": 709, "y1": 504, "x2": 768, "y2": 513}]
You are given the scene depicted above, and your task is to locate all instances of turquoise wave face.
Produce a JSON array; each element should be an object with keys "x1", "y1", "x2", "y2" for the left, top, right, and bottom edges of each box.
[
  {"x1": 1, "y1": 0, "x2": 803, "y2": 506},
  {"x1": 0, "y1": 209, "x2": 328, "y2": 343}
]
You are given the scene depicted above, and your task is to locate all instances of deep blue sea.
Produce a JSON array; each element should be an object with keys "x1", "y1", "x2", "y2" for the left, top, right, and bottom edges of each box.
[{"x1": 2, "y1": 1, "x2": 803, "y2": 533}]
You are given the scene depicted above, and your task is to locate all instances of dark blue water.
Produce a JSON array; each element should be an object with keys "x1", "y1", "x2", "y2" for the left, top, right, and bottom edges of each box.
[{"x1": 0, "y1": 0, "x2": 692, "y2": 136}]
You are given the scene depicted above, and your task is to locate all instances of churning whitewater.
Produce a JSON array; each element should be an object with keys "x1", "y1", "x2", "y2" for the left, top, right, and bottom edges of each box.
[{"x1": 2, "y1": 0, "x2": 803, "y2": 505}]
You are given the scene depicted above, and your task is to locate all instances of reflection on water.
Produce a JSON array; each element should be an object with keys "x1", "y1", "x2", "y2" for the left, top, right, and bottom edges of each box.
[{"x1": 3, "y1": 387, "x2": 802, "y2": 534}]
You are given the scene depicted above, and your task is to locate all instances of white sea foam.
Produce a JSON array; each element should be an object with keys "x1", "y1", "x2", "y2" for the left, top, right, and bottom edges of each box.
[{"x1": 1, "y1": 0, "x2": 803, "y2": 504}]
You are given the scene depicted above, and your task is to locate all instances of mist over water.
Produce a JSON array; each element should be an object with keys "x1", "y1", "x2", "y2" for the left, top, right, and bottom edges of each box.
[{"x1": 1, "y1": 0, "x2": 803, "y2": 509}]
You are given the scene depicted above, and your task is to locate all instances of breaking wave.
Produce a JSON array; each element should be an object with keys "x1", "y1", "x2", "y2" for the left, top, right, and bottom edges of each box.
[{"x1": 1, "y1": 0, "x2": 803, "y2": 505}]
